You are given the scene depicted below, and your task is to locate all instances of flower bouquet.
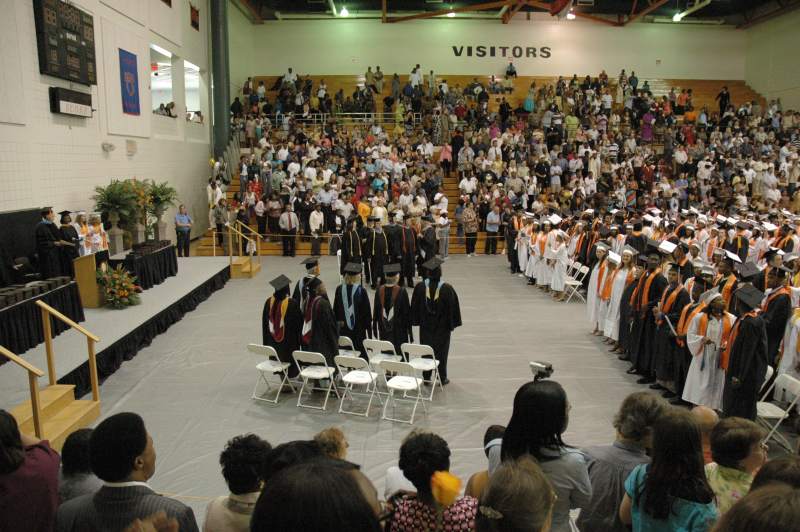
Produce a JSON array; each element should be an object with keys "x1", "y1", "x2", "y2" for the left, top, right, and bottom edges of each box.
[{"x1": 96, "y1": 265, "x2": 142, "y2": 309}]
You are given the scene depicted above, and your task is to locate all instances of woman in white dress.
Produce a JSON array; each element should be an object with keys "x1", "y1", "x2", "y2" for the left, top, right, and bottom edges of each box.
[
  {"x1": 682, "y1": 295, "x2": 734, "y2": 410},
  {"x1": 550, "y1": 231, "x2": 569, "y2": 301},
  {"x1": 524, "y1": 221, "x2": 540, "y2": 283},
  {"x1": 517, "y1": 217, "x2": 531, "y2": 277},
  {"x1": 596, "y1": 251, "x2": 619, "y2": 341},
  {"x1": 603, "y1": 247, "x2": 637, "y2": 342},
  {"x1": 778, "y1": 307, "x2": 800, "y2": 406},
  {"x1": 586, "y1": 244, "x2": 609, "y2": 334},
  {"x1": 536, "y1": 221, "x2": 553, "y2": 289}
]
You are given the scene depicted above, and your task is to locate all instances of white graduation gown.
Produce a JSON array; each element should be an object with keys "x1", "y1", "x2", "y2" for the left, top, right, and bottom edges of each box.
[
  {"x1": 603, "y1": 268, "x2": 631, "y2": 340},
  {"x1": 526, "y1": 234, "x2": 539, "y2": 278},
  {"x1": 517, "y1": 230, "x2": 530, "y2": 274},
  {"x1": 550, "y1": 243, "x2": 568, "y2": 292},
  {"x1": 586, "y1": 261, "x2": 606, "y2": 327},
  {"x1": 778, "y1": 311, "x2": 800, "y2": 410},
  {"x1": 682, "y1": 311, "x2": 735, "y2": 410},
  {"x1": 537, "y1": 233, "x2": 553, "y2": 286}
]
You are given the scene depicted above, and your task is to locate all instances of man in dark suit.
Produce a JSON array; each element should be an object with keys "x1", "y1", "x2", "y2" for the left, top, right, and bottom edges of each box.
[{"x1": 56, "y1": 412, "x2": 199, "y2": 532}]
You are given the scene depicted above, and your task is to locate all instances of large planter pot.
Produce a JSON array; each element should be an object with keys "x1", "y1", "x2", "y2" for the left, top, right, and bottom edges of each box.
[
  {"x1": 133, "y1": 223, "x2": 146, "y2": 245},
  {"x1": 107, "y1": 211, "x2": 125, "y2": 255},
  {"x1": 153, "y1": 206, "x2": 169, "y2": 242}
]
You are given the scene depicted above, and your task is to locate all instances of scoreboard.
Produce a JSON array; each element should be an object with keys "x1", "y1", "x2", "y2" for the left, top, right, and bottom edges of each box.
[{"x1": 33, "y1": 0, "x2": 97, "y2": 85}]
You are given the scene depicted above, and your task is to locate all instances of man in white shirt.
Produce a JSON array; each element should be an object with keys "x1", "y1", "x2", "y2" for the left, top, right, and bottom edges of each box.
[
  {"x1": 282, "y1": 68, "x2": 297, "y2": 86},
  {"x1": 287, "y1": 159, "x2": 301, "y2": 179},
  {"x1": 278, "y1": 204, "x2": 299, "y2": 256},
  {"x1": 434, "y1": 192, "x2": 448, "y2": 214},
  {"x1": 459, "y1": 175, "x2": 477, "y2": 196}
]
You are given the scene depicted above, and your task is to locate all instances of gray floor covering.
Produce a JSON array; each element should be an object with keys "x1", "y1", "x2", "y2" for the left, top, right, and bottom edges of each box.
[{"x1": 55, "y1": 254, "x2": 652, "y2": 524}]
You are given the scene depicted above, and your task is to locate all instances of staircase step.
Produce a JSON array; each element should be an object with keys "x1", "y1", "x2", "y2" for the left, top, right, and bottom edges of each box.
[
  {"x1": 11, "y1": 384, "x2": 77, "y2": 435},
  {"x1": 43, "y1": 400, "x2": 101, "y2": 451}
]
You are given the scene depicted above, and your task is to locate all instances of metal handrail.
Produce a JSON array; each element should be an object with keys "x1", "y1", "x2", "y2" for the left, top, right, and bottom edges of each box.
[{"x1": 0, "y1": 345, "x2": 45, "y2": 438}]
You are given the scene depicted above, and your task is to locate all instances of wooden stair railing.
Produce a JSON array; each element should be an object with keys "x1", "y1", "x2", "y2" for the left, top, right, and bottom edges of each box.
[{"x1": 0, "y1": 345, "x2": 46, "y2": 438}]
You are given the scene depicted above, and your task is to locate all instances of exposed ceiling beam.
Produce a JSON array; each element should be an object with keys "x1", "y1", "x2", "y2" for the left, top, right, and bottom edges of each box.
[
  {"x1": 382, "y1": 0, "x2": 387, "y2": 23},
  {"x1": 386, "y1": 1, "x2": 513, "y2": 23},
  {"x1": 624, "y1": 0, "x2": 669, "y2": 24},
  {"x1": 237, "y1": 0, "x2": 263, "y2": 23},
  {"x1": 503, "y1": 1, "x2": 527, "y2": 23},
  {"x1": 525, "y1": 0, "x2": 621, "y2": 26},
  {"x1": 328, "y1": 0, "x2": 338, "y2": 17},
  {"x1": 629, "y1": 0, "x2": 638, "y2": 17},
  {"x1": 737, "y1": 0, "x2": 800, "y2": 28}
]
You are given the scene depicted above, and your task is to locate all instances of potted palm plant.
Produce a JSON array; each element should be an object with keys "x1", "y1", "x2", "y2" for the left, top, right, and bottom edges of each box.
[
  {"x1": 149, "y1": 181, "x2": 179, "y2": 241},
  {"x1": 125, "y1": 178, "x2": 153, "y2": 245},
  {"x1": 93, "y1": 180, "x2": 137, "y2": 254}
]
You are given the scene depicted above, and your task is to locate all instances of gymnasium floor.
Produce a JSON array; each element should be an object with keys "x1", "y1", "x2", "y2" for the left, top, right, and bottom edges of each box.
[{"x1": 91, "y1": 254, "x2": 650, "y2": 522}]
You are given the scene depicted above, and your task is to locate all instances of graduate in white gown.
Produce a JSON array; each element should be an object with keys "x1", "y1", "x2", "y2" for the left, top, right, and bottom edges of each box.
[
  {"x1": 778, "y1": 308, "x2": 800, "y2": 411},
  {"x1": 517, "y1": 216, "x2": 532, "y2": 277},
  {"x1": 550, "y1": 231, "x2": 569, "y2": 301},
  {"x1": 603, "y1": 247, "x2": 637, "y2": 341},
  {"x1": 682, "y1": 292, "x2": 734, "y2": 410},
  {"x1": 537, "y1": 221, "x2": 553, "y2": 289},
  {"x1": 524, "y1": 221, "x2": 540, "y2": 282},
  {"x1": 586, "y1": 243, "x2": 609, "y2": 334},
  {"x1": 597, "y1": 250, "x2": 620, "y2": 340}
]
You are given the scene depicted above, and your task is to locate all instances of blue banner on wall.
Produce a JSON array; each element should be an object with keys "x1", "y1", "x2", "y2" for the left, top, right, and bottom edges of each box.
[{"x1": 119, "y1": 48, "x2": 140, "y2": 116}]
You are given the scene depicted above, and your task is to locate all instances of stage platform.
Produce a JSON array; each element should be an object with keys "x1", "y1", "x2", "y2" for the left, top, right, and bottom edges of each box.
[{"x1": 0, "y1": 257, "x2": 230, "y2": 406}]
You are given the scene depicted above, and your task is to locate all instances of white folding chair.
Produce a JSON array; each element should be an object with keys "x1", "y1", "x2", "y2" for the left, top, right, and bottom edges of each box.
[
  {"x1": 757, "y1": 372, "x2": 800, "y2": 452},
  {"x1": 564, "y1": 265, "x2": 590, "y2": 303},
  {"x1": 334, "y1": 355, "x2": 382, "y2": 417},
  {"x1": 379, "y1": 360, "x2": 427, "y2": 424},
  {"x1": 292, "y1": 350, "x2": 340, "y2": 411},
  {"x1": 363, "y1": 339, "x2": 401, "y2": 371},
  {"x1": 248, "y1": 344, "x2": 295, "y2": 404},
  {"x1": 338, "y1": 336, "x2": 360, "y2": 357},
  {"x1": 401, "y1": 343, "x2": 441, "y2": 401}
]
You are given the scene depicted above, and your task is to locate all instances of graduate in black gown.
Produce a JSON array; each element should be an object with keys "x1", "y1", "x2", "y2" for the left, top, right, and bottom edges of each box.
[
  {"x1": 624, "y1": 219, "x2": 647, "y2": 255},
  {"x1": 383, "y1": 213, "x2": 403, "y2": 265},
  {"x1": 627, "y1": 243, "x2": 668, "y2": 382},
  {"x1": 723, "y1": 221, "x2": 750, "y2": 264},
  {"x1": 410, "y1": 257, "x2": 461, "y2": 384},
  {"x1": 722, "y1": 284, "x2": 769, "y2": 420},
  {"x1": 761, "y1": 267, "x2": 792, "y2": 366},
  {"x1": 292, "y1": 257, "x2": 322, "y2": 308},
  {"x1": 652, "y1": 264, "x2": 690, "y2": 398},
  {"x1": 398, "y1": 215, "x2": 417, "y2": 287},
  {"x1": 58, "y1": 211, "x2": 80, "y2": 278},
  {"x1": 671, "y1": 277, "x2": 711, "y2": 406},
  {"x1": 417, "y1": 215, "x2": 437, "y2": 270},
  {"x1": 262, "y1": 275, "x2": 302, "y2": 377},
  {"x1": 34, "y1": 207, "x2": 63, "y2": 280},
  {"x1": 300, "y1": 277, "x2": 339, "y2": 366},
  {"x1": 372, "y1": 263, "x2": 412, "y2": 356},
  {"x1": 364, "y1": 217, "x2": 389, "y2": 289},
  {"x1": 359, "y1": 217, "x2": 373, "y2": 284},
  {"x1": 615, "y1": 261, "x2": 640, "y2": 358},
  {"x1": 333, "y1": 262, "x2": 372, "y2": 358},
  {"x1": 339, "y1": 216, "x2": 363, "y2": 277}
]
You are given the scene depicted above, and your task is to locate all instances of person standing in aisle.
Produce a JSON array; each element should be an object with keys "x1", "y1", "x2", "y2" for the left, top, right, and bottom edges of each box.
[
  {"x1": 333, "y1": 263, "x2": 372, "y2": 358},
  {"x1": 174, "y1": 205, "x2": 192, "y2": 257},
  {"x1": 278, "y1": 204, "x2": 298, "y2": 257},
  {"x1": 373, "y1": 264, "x2": 412, "y2": 356}
]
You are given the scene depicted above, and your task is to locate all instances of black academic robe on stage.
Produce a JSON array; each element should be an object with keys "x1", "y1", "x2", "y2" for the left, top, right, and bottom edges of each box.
[
  {"x1": 35, "y1": 221, "x2": 61, "y2": 280},
  {"x1": 383, "y1": 223, "x2": 403, "y2": 263},
  {"x1": 618, "y1": 279, "x2": 638, "y2": 354},
  {"x1": 723, "y1": 313, "x2": 768, "y2": 420},
  {"x1": 340, "y1": 230, "x2": 363, "y2": 275},
  {"x1": 724, "y1": 235, "x2": 750, "y2": 264},
  {"x1": 301, "y1": 295, "x2": 339, "y2": 366},
  {"x1": 653, "y1": 285, "x2": 690, "y2": 383},
  {"x1": 410, "y1": 279, "x2": 462, "y2": 381},
  {"x1": 629, "y1": 270, "x2": 669, "y2": 376},
  {"x1": 58, "y1": 225, "x2": 80, "y2": 278},
  {"x1": 418, "y1": 226, "x2": 437, "y2": 267},
  {"x1": 333, "y1": 283, "x2": 372, "y2": 357},
  {"x1": 373, "y1": 284, "x2": 413, "y2": 356},
  {"x1": 262, "y1": 294, "x2": 303, "y2": 377},
  {"x1": 399, "y1": 226, "x2": 417, "y2": 285},
  {"x1": 761, "y1": 288, "x2": 791, "y2": 366},
  {"x1": 365, "y1": 229, "x2": 389, "y2": 288}
]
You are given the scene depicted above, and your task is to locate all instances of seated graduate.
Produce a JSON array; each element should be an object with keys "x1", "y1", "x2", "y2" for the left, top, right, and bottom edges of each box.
[
  {"x1": 262, "y1": 274, "x2": 302, "y2": 378},
  {"x1": 333, "y1": 262, "x2": 372, "y2": 358}
]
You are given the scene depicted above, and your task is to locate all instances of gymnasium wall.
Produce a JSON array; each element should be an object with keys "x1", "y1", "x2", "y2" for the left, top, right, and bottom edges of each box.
[
  {"x1": 228, "y1": 1, "x2": 254, "y2": 97},
  {"x1": 0, "y1": 0, "x2": 212, "y2": 239},
  {"x1": 242, "y1": 16, "x2": 747, "y2": 80},
  {"x1": 745, "y1": 8, "x2": 800, "y2": 111}
]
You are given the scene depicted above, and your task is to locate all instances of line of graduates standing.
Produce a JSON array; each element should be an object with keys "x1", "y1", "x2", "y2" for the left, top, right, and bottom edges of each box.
[{"x1": 261, "y1": 255, "x2": 461, "y2": 387}]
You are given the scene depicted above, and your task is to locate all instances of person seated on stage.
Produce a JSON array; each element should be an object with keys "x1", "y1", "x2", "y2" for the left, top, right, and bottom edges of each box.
[
  {"x1": 0, "y1": 409, "x2": 61, "y2": 532},
  {"x1": 390, "y1": 431, "x2": 478, "y2": 531},
  {"x1": 204, "y1": 434, "x2": 273, "y2": 532},
  {"x1": 55, "y1": 412, "x2": 199, "y2": 531},
  {"x1": 476, "y1": 456, "x2": 556, "y2": 532},
  {"x1": 465, "y1": 424, "x2": 506, "y2": 498},
  {"x1": 58, "y1": 428, "x2": 102, "y2": 503},
  {"x1": 314, "y1": 427, "x2": 349, "y2": 461},
  {"x1": 334, "y1": 263, "x2": 372, "y2": 358}
]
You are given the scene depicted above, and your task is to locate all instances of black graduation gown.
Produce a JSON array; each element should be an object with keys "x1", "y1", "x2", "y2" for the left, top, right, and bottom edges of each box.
[
  {"x1": 365, "y1": 229, "x2": 389, "y2": 287},
  {"x1": 400, "y1": 226, "x2": 417, "y2": 283},
  {"x1": 372, "y1": 284, "x2": 413, "y2": 356},
  {"x1": 723, "y1": 314, "x2": 768, "y2": 420},
  {"x1": 618, "y1": 279, "x2": 638, "y2": 353},
  {"x1": 340, "y1": 230, "x2": 363, "y2": 275},
  {"x1": 654, "y1": 286, "x2": 690, "y2": 382},
  {"x1": 58, "y1": 225, "x2": 80, "y2": 278},
  {"x1": 410, "y1": 280, "x2": 462, "y2": 380},
  {"x1": 301, "y1": 296, "x2": 339, "y2": 366},
  {"x1": 292, "y1": 275, "x2": 313, "y2": 306},
  {"x1": 418, "y1": 226, "x2": 437, "y2": 267},
  {"x1": 383, "y1": 223, "x2": 403, "y2": 262},
  {"x1": 262, "y1": 295, "x2": 303, "y2": 377},
  {"x1": 333, "y1": 283, "x2": 372, "y2": 357},
  {"x1": 630, "y1": 271, "x2": 669, "y2": 375},
  {"x1": 723, "y1": 235, "x2": 749, "y2": 264},
  {"x1": 761, "y1": 291, "x2": 791, "y2": 366},
  {"x1": 35, "y1": 221, "x2": 62, "y2": 280},
  {"x1": 625, "y1": 232, "x2": 647, "y2": 255},
  {"x1": 360, "y1": 226, "x2": 373, "y2": 281}
]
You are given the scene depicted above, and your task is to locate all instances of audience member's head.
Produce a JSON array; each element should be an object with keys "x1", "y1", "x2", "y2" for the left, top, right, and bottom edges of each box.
[
  {"x1": 61, "y1": 428, "x2": 93, "y2": 477},
  {"x1": 219, "y1": 434, "x2": 272, "y2": 495},
  {"x1": 711, "y1": 483, "x2": 800, "y2": 532},
  {"x1": 476, "y1": 456, "x2": 555, "y2": 532},
  {"x1": 260, "y1": 439, "x2": 322, "y2": 482},
  {"x1": 484, "y1": 425, "x2": 506, "y2": 458},
  {"x1": 502, "y1": 380, "x2": 569, "y2": 462},
  {"x1": 710, "y1": 417, "x2": 767, "y2": 475},
  {"x1": 315, "y1": 427, "x2": 348, "y2": 460},
  {"x1": 612, "y1": 391, "x2": 668, "y2": 448},
  {"x1": 0, "y1": 409, "x2": 23, "y2": 474},
  {"x1": 398, "y1": 431, "x2": 451, "y2": 502},
  {"x1": 90, "y1": 412, "x2": 154, "y2": 482},
  {"x1": 251, "y1": 459, "x2": 381, "y2": 532},
  {"x1": 751, "y1": 455, "x2": 800, "y2": 490}
]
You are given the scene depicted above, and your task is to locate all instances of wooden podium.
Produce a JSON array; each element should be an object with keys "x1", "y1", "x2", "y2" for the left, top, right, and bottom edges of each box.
[{"x1": 73, "y1": 254, "x2": 103, "y2": 308}]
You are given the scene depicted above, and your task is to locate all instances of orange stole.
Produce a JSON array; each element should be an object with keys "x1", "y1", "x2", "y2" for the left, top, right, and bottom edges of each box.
[
  {"x1": 601, "y1": 267, "x2": 619, "y2": 301},
  {"x1": 657, "y1": 284, "x2": 683, "y2": 325},
  {"x1": 720, "y1": 310, "x2": 759, "y2": 370},
  {"x1": 596, "y1": 261, "x2": 607, "y2": 296},
  {"x1": 630, "y1": 268, "x2": 662, "y2": 311},
  {"x1": 716, "y1": 274, "x2": 737, "y2": 308},
  {"x1": 677, "y1": 303, "x2": 707, "y2": 347},
  {"x1": 695, "y1": 312, "x2": 733, "y2": 356}
]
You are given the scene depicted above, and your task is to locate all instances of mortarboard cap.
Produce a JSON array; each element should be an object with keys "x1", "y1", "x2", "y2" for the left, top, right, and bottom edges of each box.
[
  {"x1": 422, "y1": 257, "x2": 444, "y2": 272},
  {"x1": 736, "y1": 261, "x2": 761, "y2": 280},
  {"x1": 700, "y1": 264, "x2": 716, "y2": 277},
  {"x1": 699, "y1": 287, "x2": 722, "y2": 305},
  {"x1": 643, "y1": 214, "x2": 654, "y2": 223},
  {"x1": 762, "y1": 222, "x2": 778, "y2": 232},
  {"x1": 688, "y1": 241, "x2": 701, "y2": 249},
  {"x1": 302, "y1": 257, "x2": 319, "y2": 269},
  {"x1": 723, "y1": 250, "x2": 743, "y2": 264},
  {"x1": 734, "y1": 284, "x2": 765, "y2": 309},
  {"x1": 763, "y1": 247, "x2": 784, "y2": 261},
  {"x1": 648, "y1": 207, "x2": 662, "y2": 215},
  {"x1": 57, "y1": 210, "x2": 72, "y2": 216},
  {"x1": 596, "y1": 242, "x2": 610, "y2": 252},
  {"x1": 716, "y1": 215, "x2": 728, "y2": 224},
  {"x1": 343, "y1": 262, "x2": 363, "y2": 274},
  {"x1": 622, "y1": 245, "x2": 639, "y2": 256},
  {"x1": 735, "y1": 221, "x2": 750, "y2": 230},
  {"x1": 607, "y1": 251, "x2": 621, "y2": 265},
  {"x1": 383, "y1": 263, "x2": 401, "y2": 275},
  {"x1": 784, "y1": 253, "x2": 799, "y2": 264},
  {"x1": 549, "y1": 214, "x2": 563, "y2": 226},
  {"x1": 658, "y1": 240, "x2": 677, "y2": 255},
  {"x1": 269, "y1": 274, "x2": 292, "y2": 291}
]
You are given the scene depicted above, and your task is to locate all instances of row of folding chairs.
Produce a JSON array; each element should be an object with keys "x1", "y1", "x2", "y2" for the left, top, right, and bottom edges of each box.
[
  {"x1": 563, "y1": 260, "x2": 590, "y2": 303},
  {"x1": 248, "y1": 339, "x2": 441, "y2": 424},
  {"x1": 757, "y1": 366, "x2": 800, "y2": 452}
]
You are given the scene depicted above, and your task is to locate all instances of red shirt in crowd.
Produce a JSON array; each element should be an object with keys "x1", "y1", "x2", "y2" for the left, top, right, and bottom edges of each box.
[{"x1": 0, "y1": 441, "x2": 61, "y2": 532}]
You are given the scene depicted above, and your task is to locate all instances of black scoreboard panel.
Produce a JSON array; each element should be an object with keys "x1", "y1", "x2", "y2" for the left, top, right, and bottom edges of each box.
[{"x1": 33, "y1": 0, "x2": 97, "y2": 85}]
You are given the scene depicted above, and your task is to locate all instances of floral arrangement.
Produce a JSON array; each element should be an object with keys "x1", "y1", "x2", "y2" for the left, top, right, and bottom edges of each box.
[
  {"x1": 125, "y1": 178, "x2": 153, "y2": 226},
  {"x1": 96, "y1": 265, "x2": 142, "y2": 309}
]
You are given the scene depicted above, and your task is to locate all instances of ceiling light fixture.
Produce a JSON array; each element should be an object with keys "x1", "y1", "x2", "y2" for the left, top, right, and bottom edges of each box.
[
  {"x1": 340, "y1": 6, "x2": 349, "y2": 16},
  {"x1": 566, "y1": 9, "x2": 576, "y2": 19},
  {"x1": 447, "y1": 11, "x2": 456, "y2": 17},
  {"x1": 672, "y1": 12, "x2": 683, "y2": 22}
]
